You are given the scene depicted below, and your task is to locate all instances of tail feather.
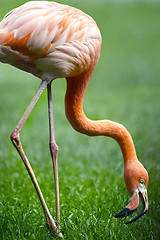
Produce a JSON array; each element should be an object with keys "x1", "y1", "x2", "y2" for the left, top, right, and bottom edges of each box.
[{"x1": 0, "y1": 45, "x2": 41, "y2": 78}]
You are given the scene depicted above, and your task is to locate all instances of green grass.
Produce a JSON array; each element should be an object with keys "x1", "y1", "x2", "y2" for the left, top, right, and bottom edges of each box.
[{"x1": 0, "y1": 1, "x2": 160, "y2": 239}]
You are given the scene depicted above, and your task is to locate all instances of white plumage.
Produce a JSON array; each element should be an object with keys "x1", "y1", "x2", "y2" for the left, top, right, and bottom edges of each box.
[{"x1": 0, "y1": 1, "x2": 101, "y2": 80}]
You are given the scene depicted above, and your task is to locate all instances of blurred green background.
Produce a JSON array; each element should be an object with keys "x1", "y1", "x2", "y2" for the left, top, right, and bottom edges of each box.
[{"x1": 0, "y1": 0, "x2": 160, "y2": 239}]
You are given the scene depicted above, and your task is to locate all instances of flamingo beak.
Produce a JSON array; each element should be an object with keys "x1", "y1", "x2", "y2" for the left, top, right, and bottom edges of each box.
[{"x1": 115, "y1": 179, "x2": 148, "y2": 224}]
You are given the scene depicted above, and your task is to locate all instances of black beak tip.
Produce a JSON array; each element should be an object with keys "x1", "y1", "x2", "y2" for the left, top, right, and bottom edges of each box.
[
  {"x1": 125, "y1": 209, "x2": 148, "y2": 224},
  {"x1": 115, "y1": 207, "x2": 137, "y2": 218}
]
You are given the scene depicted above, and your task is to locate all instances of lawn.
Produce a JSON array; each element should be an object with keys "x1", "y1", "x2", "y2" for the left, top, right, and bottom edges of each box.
[{"x1": 0, "y1": 0, "x2": 160, "y2": 239}]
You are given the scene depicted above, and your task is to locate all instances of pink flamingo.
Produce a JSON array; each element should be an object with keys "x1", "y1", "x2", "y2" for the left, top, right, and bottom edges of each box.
[{"x1": 0, "y1": 1, "x2": 148, "y2": 237}]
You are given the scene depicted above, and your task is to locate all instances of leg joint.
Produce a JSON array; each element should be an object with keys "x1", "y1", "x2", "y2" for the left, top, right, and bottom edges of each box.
[
  {"x1": 49, "y1": 141, "x2": 59, "y2": 160},
  {"x1": 49, "y1": 141, "x2": 59, "y2": 153},
  {"x1": 10, "y1": 129, "x2": 20, "y2": 147}
]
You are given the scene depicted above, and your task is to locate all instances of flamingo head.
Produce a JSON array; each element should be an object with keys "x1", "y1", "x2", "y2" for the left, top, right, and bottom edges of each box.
[{"x1": 115, "y1": 159, "x2": 149, "y2": 224}]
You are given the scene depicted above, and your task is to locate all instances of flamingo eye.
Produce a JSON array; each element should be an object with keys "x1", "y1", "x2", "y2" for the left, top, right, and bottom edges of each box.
[{"x1": 140, "y1": 179, "x2": 145, "y2": 184}]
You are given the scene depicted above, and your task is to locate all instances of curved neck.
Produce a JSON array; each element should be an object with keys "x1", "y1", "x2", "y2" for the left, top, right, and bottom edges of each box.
[{"x1": 65, "y1": 70, "x2": 137, "y2": 165}]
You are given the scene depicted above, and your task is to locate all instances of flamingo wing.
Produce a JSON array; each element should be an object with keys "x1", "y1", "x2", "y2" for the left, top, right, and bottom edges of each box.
[{"x1": 0, "y1": 1, "x2": 101, "y2": 79}]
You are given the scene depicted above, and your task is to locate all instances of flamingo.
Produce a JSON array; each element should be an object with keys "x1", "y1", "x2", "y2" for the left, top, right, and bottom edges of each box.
[{"x1": 0, "y1": 1, "x2": 148, "y2": 237}]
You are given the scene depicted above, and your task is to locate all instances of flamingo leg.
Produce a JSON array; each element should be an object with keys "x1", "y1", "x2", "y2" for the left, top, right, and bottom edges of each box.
[
  {"x1": 10, "y1": 80, "x2": 62, "y2": 237},
  {"x1": 47, "y1": 82, "x2": 60, "y2": 228}
]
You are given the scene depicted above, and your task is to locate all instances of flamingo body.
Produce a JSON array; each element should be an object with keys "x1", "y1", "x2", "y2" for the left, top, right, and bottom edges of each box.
[{"x1": 0, "y1": 1, "x2": 101, "y2": 80}]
